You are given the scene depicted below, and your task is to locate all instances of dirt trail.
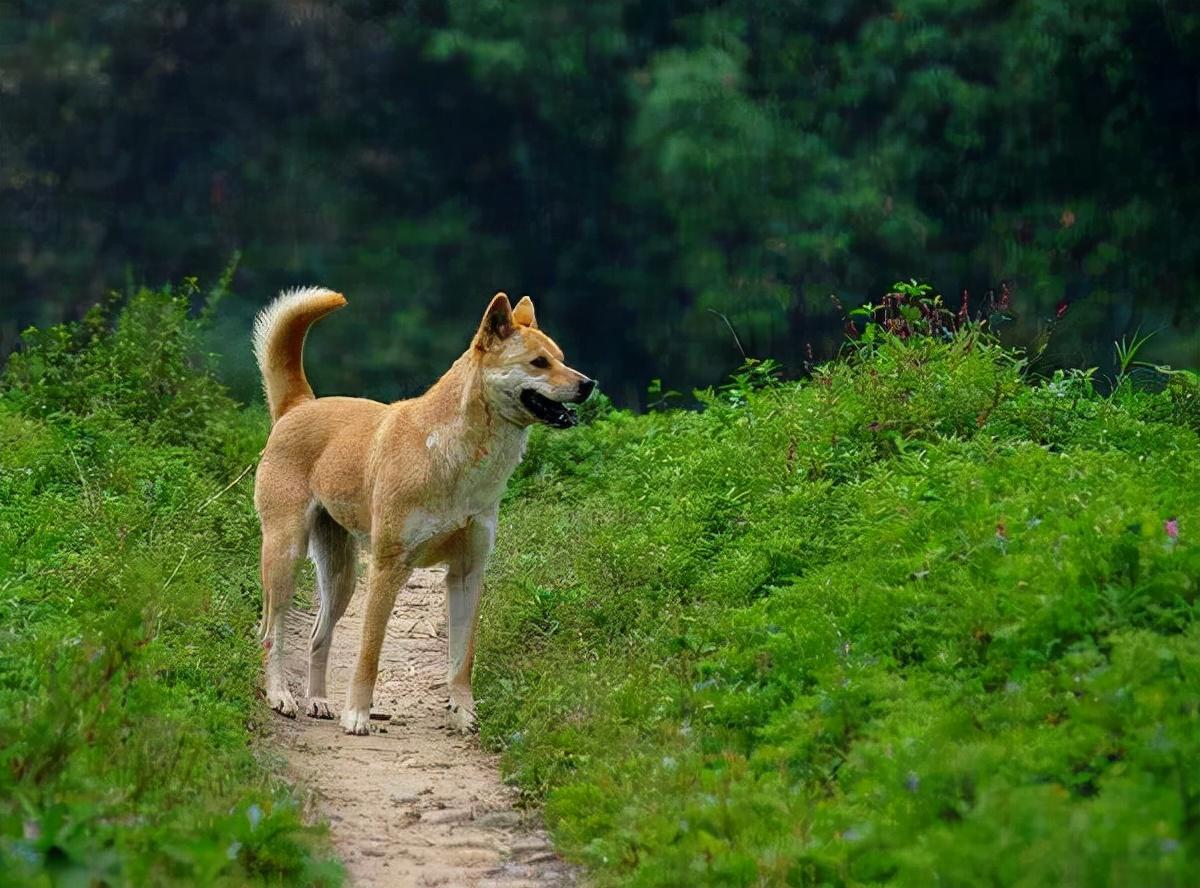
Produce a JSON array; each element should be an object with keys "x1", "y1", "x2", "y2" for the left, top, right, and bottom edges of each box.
[{"x1": 273, "y1": 567, "x2": 577, "y2": 887}]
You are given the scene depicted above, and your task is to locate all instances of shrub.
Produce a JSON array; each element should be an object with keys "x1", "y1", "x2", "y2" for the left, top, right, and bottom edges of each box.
[
  {"x1": 479, "y1": 324, "x2": 1199, "y2": 886},
  {"x1": 0, "y1": 285, "x2": 340, "y2": 885}
]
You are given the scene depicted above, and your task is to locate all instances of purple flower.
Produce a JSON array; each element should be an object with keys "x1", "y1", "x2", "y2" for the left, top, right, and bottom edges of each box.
[{"x1": 1164, "y1": 518, "x2": 1179, "y2": 541}]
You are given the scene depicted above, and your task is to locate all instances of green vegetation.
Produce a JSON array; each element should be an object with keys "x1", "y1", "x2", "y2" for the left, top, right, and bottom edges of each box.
[
  {"x1": 4, "y1": 1, "x2": 1199, "y2": 398},
  {"x1": 478, "y1": 307, "x2": 1200, "y2": 885},
  {"x1": 0, "y1": 287, "x2": 340, "y2": 885},
  {"x1": 3, "y1": 277, "x2": 1197, "y2": 885}
]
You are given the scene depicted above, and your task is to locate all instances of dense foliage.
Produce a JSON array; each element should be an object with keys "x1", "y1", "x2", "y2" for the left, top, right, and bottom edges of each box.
[
  {"x1": 478, "y1": 327, "x2": 1200, "y2": 885},
  {"x1": 3, "y1": 1, "x2": 1198, "y2": 402},
  {"x1": 0, "y1": 287, "x2": 340, "y2": 885}
]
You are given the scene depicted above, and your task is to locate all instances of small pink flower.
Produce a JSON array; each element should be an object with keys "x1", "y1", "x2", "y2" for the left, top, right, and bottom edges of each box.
[{"x1": 1164, "y1": 518, "x2": 1179, "y2": 540}]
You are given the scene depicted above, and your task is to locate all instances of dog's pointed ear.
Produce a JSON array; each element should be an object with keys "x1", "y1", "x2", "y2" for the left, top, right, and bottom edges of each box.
[
  {"x1": 512, "y1": 295, "x2": 538, "y2": 329},
  {"x1": 474, "y1": 292, "x2": 515, "y2": 350}
]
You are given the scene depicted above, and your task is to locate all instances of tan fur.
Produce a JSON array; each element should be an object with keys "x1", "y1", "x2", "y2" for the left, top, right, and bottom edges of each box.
[
  {"x1": 252, "y1": 286, "x2": 348, "y2": 422},
  {"x1": 252, "y1": 290, "x2": 591, "y2": 733}
]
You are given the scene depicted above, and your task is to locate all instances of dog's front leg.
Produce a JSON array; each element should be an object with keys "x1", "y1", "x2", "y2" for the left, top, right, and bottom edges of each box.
[
  {"x1": 341, "y1": 551, "x2": 411, "y2": 735},
  {"x1": 445, "y1": 512, "x2": 496, "y2": 733}
]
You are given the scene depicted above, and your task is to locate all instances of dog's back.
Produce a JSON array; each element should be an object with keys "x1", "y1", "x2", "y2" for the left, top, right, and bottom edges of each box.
[{"x1": 256, "y1": 396, "x2": 387, "y2": 535}]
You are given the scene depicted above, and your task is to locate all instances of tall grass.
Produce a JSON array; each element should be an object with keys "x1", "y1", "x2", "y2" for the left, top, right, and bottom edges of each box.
[
  {"x1": 479, "y1": 327, "x2": 1200, "y2": 885},
  {"x1": 0, "y1": 284, "x2": 340, "y2": 885}
]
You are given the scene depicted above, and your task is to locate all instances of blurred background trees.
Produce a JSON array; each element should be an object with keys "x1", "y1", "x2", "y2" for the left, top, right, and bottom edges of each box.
[{"x1": 2, "y1": 0, "x2": 1198, "y2": 405}]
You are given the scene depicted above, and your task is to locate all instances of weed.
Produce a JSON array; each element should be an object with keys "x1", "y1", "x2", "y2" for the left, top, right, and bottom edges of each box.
[
  {"x1": 0, "y1": 286, "x2": 340, "y2": 885},
  {"x1": 478, "y1": 312, "x2": 1200, "y2": 886}
]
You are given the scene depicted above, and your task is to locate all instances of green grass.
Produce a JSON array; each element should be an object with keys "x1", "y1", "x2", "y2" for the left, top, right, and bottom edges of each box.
[
  {"x1": 477, "y1": 333, "x2": 1200, "y2": 886},
  {"x1": 0, "y1": 286, "x2": 340, "y2": 885},
  {"x1": 5, "y1": 282, "x2": 1198, "y2": 886}
]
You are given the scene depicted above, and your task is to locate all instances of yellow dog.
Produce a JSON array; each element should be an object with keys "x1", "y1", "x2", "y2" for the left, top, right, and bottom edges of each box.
[{"x1": 252, "y1": 289, "x2": 592, "y2": 733}]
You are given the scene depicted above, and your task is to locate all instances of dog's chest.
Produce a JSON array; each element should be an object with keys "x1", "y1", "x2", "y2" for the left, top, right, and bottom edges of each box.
[
  {"x1": 403, "y1": 427, "x2": 527, "y2": 543},
  {"x1": 461, "y1": 459, "x2": 510, "y2": 511}
]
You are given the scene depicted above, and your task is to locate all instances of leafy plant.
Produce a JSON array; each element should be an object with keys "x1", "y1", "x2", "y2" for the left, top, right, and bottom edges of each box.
[
  {"x1": 717, "y1": 358, "x2": 782, "y2": 408},
  {"x1": 478, "y1": 319, "x2": 1200, "y2": 887},
  {"x1": 646, "y1": 378, "x2": 683, "y2": 411},
  {"x1": 0, "y1": 286, "x2": 340, "y2": 885},
  {"x1": 1113, "y1": 327, "x2": 1158, "y2": 385}
]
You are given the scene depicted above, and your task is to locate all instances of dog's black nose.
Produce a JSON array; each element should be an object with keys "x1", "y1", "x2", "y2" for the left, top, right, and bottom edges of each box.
[{"x1": 574, "y1": 377, "x2": 596, "y2": 402}]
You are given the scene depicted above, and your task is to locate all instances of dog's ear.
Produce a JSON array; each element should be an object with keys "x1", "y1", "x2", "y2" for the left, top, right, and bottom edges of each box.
[
  {"x1": 512, "y1": 295, "x2": 538, "y2": 329},
  {"x1": 474, "y1": 292, "x2": 515, "y2": 350}
]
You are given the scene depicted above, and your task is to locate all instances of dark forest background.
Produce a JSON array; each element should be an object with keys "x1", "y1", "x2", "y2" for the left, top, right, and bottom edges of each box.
[{"x1": 2, "y1": 0, "x2": 1198, "y2": 406}]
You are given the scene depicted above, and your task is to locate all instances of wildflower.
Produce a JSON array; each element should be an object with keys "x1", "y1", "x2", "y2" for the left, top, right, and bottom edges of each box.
[
  {"x1": 996, "y1": 280, "x2": 1013, "y2": 311},
  {"x1": 1056, "y1": 300, "x2": 1070, "y2": 320},
  {"x1": 1164, "y1": 517, "x2": 1179, "y2": 541}
]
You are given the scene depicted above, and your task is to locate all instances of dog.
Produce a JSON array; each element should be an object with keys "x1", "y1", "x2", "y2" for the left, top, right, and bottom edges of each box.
[{"x1": 252, "y1": 289, "x2": 592, "y2": 733}]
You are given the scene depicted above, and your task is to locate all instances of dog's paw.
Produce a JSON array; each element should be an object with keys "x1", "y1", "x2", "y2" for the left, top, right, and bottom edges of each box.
[
  {"x1": 305, "y1": 697, "x2": 335, "y2": 720},
  {"x1": 447, "y1": 697, "x2": 478, "y2": 734},
  {"x1": 341, "y1": 707, "x2": 371, "y2": 735},
  {"x1": 267, "y1": 686, "x2": 299, "y2": 719}
]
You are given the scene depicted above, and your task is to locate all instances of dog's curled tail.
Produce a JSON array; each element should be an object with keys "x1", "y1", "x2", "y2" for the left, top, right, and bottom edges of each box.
[{"x1": 253, "y1": 286, "x2": 347, "y2": 424}]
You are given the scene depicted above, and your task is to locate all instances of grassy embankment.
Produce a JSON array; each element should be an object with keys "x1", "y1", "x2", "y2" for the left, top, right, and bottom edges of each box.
[
  {"x1": 0, "y1": 287, "x2": 340, "y2": 886},
  {"x1": 4, "y1": 282, "x2": 1197, "y2": 886},
  {"x1": 479, "y1": 311, "x2": 1200, "y2": 886}
]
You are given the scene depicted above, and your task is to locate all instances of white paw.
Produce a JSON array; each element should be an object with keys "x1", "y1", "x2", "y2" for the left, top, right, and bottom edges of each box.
[
  {"x1": 267, "y1": 686, "x2": 298, "y2": 718},
  {"x1": 305, "y1": 697, "x2": 335, "y2": 719},
  {"x1": 447, "y1": 696, "x2": 477, "y2": 734},
  {"x1": 341, "y1": 707, "x2": 371, "y2": 735}
]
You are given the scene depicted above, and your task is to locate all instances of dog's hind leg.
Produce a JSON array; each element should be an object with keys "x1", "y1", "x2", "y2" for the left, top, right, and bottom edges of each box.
[
  {"x1": 259, "y1": 513, "x2": 309, "y2": 718},
  {"x1": 341, "y1": 550, "x2": 411, "y2": 735},
  {"x1": 305, "y1": 509, "x2": 356, "y2": 719}
]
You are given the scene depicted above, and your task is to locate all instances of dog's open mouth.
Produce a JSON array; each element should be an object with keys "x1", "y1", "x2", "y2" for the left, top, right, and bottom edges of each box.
[{"x1": 520, "y1": 389, "x2": 577, "y2": 429}]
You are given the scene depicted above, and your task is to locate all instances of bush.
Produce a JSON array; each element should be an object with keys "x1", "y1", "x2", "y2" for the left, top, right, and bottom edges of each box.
[
  {"x1": 0, "y1": 285, "x2": 340, "y2": 885},
  {"x1": 478, "y1": 331, "x2": 1200, "y2": 886}
]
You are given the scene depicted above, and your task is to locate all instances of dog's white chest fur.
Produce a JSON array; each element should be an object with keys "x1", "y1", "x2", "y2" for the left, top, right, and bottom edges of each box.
[
  {"x1": 459, "y1": 426, "x2": 528, "y2": 510},
  {"x1": 401, "y1": 423, "x2": 528, "y2": 546}
]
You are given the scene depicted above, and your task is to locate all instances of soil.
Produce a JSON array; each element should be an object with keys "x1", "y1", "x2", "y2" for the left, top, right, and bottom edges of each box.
[{"x1": 272, "y1": 566, "x2": 578, "y2": 887}]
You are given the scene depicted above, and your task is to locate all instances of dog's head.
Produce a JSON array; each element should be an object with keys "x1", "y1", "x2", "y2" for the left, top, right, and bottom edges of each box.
[{"x1": 472, "y1": 293, "x2": 594, "y2": 429}]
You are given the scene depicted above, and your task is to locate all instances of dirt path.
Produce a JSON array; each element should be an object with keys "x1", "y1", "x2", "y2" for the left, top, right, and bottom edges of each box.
[{"x1": 273, "y1": 567, "x2": 577, "y2": 887}]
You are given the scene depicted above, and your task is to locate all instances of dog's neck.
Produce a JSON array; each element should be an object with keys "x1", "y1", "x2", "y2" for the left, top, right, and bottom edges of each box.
[{"x1": 418, "y1": 352, "x2": 529, "y2": 475}]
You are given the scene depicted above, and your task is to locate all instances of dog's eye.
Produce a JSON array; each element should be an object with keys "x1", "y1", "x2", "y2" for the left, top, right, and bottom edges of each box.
[{"x1": 530, "y1": 356, "x2": 550, "y2": 369}]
